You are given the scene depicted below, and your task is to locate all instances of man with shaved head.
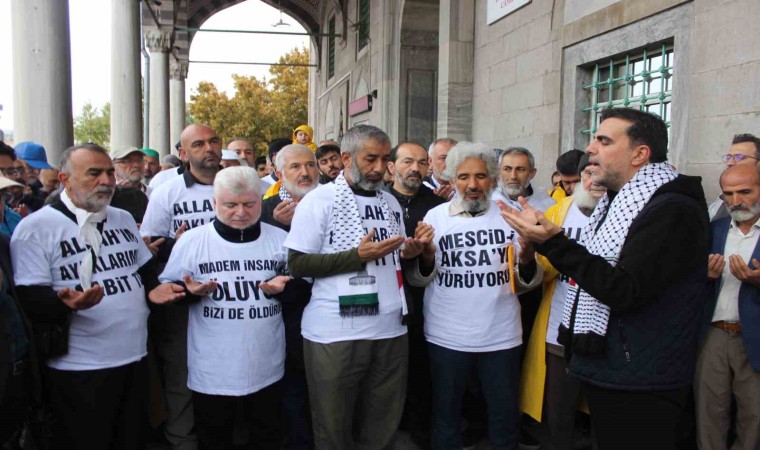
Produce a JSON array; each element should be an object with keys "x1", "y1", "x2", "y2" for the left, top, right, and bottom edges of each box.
[
  {"x1": 141, "y1": 123, "x2": 223, "y2": 449},
  {"x1": 699, "y1": 164, "x2": 760, "y2": 450}
]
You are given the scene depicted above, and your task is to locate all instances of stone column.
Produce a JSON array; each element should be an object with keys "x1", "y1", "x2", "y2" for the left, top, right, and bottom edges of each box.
[
  {"x1": 111, "y1": 0, "x2": 142, "y2": 153},
  {"x1": 437, "y1": 0, "x2": 474, "y2": 141},
  {"x1": 169, "y1": 60, "x2": 188, "y2": 152},
  {"x1": 145, "y1": 29, "x2": 172, "y2": 157},
  {"x1": 11, "y1": 0, "x2": 73, "y2": 165}
]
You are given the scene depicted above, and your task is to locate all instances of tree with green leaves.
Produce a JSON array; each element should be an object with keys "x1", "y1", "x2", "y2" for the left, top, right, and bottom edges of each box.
[
  {"x1": 74, "y1": 102, "x2": 111, "y2": 147},
  {"x1": 188, "y1": 46, "x2": 309, "y2": 155}
]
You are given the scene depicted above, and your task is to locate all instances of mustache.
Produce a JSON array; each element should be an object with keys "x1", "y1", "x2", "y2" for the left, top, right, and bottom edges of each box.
[
  {"x1": 297, "y1": 176, "x2": 313, "y2": 184},
  {"x1": 404, "y1": 171, "x2": 422, "y2": 180}
]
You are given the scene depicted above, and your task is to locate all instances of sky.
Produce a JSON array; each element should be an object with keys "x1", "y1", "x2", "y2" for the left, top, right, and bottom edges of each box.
[{"x1": 0, "y1": 0, "x2": 309, "y2": 135}]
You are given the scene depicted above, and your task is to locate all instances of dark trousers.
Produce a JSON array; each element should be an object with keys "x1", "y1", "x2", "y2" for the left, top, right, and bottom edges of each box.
[
  {"x1": 46, "y1": 358, "x2": 148, "y2": 450},
  {"x1": 583, "y1": 382, "x2": 692, "y2": 450},
  {"x1": 428, "y1": 343, "x2": 521, "y2": 450},
  {"x1": 0, "y1": 359, "x2": 31, "y2": 444},
  {"x1": 544, "y1": 352, "x2": 581, "y2": 450},
  {"x1": 192, "y1": 380, "x2": 283, "y2": 450},
  {"x1": 403, "y1": 304, "x2": 432, "y2": 440},
  {"x1": 281, "y1": 367, "x2": 313, "y2": 450}
]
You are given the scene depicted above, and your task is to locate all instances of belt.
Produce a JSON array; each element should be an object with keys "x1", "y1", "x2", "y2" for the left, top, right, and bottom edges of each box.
[{"x1": 712, "y1": 321, "x2": 742, "y2": 334}]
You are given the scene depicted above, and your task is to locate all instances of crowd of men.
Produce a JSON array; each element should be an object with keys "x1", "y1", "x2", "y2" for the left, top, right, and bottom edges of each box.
[{"x1": 0, "y1": 108, "x2": 758, "y2": 450}]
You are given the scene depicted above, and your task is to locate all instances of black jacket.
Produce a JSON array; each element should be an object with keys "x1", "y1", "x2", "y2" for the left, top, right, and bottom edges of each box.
[
  {"x1": 384, "y1": 184, "x2": 445, "y2": 324},
  {"x1": 536, "y1": 174, "x2": 709, "y2": 391}
]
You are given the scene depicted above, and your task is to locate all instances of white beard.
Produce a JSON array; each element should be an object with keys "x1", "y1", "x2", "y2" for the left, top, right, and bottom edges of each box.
[{"x1": 573, "y1": 182, "x2": 603, "y2": 214}]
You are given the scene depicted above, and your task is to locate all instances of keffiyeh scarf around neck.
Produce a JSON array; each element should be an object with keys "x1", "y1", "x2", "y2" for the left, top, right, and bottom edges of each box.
[
  {"x1": 331, "y1": 172, "x2": 407, "y2": 317},
  {"x1": 60, "y1": 190, "x2": 107, "y2": 289},
  {"x1": 558, "y1": 162, "x2": 677, "y2": 355}
]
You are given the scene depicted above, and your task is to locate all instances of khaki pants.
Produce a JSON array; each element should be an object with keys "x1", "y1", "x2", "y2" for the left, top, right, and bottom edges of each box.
[
  {"x1": 304, "y1": 334, "x2": 408, "y2": 450},
  {"x1": 695, "y1": 327, "x2": 760, "y2": 450}
]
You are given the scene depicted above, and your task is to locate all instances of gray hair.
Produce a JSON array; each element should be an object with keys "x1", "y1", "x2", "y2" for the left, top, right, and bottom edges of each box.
[
  {"x1": 442, "y1": 141, "x2": 500, "y2": 182},
  {"x1": 339, "y1": 124, "x2": 391, "y2": 157},
  {"x1": 213, "y1": 166, "x2": 263, "y2": 198},
  {"x1": 428, "y1": 137, "x2": 458, "y2": 156},
  {"x1": 59, "y1": 143, "x2": 109, "y2": 175},
  {"x1": 500, "y1": 146, "x2": 535, "y2": 169},
  {"x1": 275, "y1": 144, "x2": 316, "y2": 172}
]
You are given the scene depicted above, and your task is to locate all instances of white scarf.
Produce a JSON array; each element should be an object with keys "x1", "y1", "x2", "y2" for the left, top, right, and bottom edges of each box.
[
  {"x1": 61, "y1": 190, "x2": 107, "y2": 289},
  {"x1": 561, "y1": 163, "x2": 677, "y2": 347},
  {"x1": 331, "y1": 172, "x2": 407, "y2": 316}
]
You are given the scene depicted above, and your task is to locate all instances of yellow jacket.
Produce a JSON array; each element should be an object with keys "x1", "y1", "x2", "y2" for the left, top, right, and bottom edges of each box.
[
  {"x1": 548, "y1": 184, "x2": 567, "y2": 202},
  {"x1": 263, "y1": 179, "x2": 281, "y2": 199},
  {"x1": 518, "y1": 196, "x2": 587, "y2": 421},
  {"x1": 292, "y1": 125, "x2": 318, "y2": 152}
]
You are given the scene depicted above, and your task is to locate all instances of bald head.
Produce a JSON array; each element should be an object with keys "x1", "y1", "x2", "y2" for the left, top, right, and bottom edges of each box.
[
  {"x1": 178, "y1": 124, "x2": 222, "y2": 175},
  {"x1": 720, "y1": 164, "x2": 760, "y2": 225},
  {"x1": 720, "y1": 164, "x2": 760, "y2": 188}
]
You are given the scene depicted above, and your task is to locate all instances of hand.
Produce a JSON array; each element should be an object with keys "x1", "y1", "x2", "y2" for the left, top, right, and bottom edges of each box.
[
  {"x1": 183, "y1": 274, "x2": 218, "y2": 296},
  {"x1": 517, "y1": 236, "x2": 535, "y2": 264},
  {"x1": 175, "y1": 222, "x2": 188, "y2": 240},
  {"x1": 143, "y1": 236, "x2": 166, "y2": 257},
  {"x1": 400, "y1": 222, "x2": 437, "y2": 259},
  {"x1": 728, "y1": 255, "x2": 760, "y2": 287},
  {"x1": 707, "y1": 254, "x2": 725, "y2": 280},
  {"x1": 149, "y1": 283, "x2": 186, "y2": 304},
  {"x1": 497, "y1": 198, "x2": 561, "y2": 244},
  {"x1": 357, "y1": 229, "x2": 404, "y2": 262},
  {"x1": 273, "y1": 199, "x2": 297, "y2": 227},
  {"x1": 13, "y1": 204, "x2": 29, "y2": 218},
  {"x1": 434, "y1": 183, "x2": 454, "y2": 200},
  {"x1": 57, "y1": 285, "x2": 104, "y2": 310},
  {"x1": 259, "y1": 275, "x2": 292, "y2": 296}
]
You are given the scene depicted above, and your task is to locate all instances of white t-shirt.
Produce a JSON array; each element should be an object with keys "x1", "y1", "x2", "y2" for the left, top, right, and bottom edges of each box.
[
  {"x1": 260, "y1": 174, "x2": 276, "y2": 191},
  {"x1": 284, "y1": 183, "x2": 407, "y2": 344},
  {"x1": 546, "y1": 202, "x2": 589, "y2": 346},
  {"x1": 140, "y1": 172, "x2": 215, "y2": 239},
  {"x1": 422, "y1": 203, "x2": 522, "y2": 352},
  {"x1": 148, "y1": 166, "x2": 182, "y2": 194},
  {"x1": 159, "y1": 222, "x2": 288, "y2": 396},
  {"x1": 11, "y1": 205, "x2": 153, "y2": 370}
]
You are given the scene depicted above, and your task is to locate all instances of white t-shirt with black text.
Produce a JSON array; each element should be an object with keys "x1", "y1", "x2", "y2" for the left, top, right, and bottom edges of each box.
[
  {"x1": 159, "y1": 222, "x2": 287, "y2": 396},
  {"x1": 546, "y1": 202, "x2": 589, "y2": 346},
  {"x1": 148, "y1": 166, "x2": 182, "y2": 194},
  {"x1": 11, "y1": 205, "x2": 153, "y2": 370},
  {"x1": 141, "y1": 172, "x2": 215, "y2": 239},
  {"x1": 422, "y1": 202, "x2": 522, "y2": 352},
  {"x1": 284, "y1": 183, "x2": 407, "y2": 344}
]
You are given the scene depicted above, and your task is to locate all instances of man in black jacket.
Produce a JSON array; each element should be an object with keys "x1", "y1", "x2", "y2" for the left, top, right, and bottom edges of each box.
[
  {"x1": 501, "y1": 108, "x2": 709, "y2": 450},
  {"x1": 385, "y1": 141, "x2": 444, "y2": 448}
]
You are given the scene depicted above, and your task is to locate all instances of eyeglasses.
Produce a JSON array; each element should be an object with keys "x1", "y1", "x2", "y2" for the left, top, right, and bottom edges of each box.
[
  {"x1": 0, "y1": 168, "x2": 21, "y2": 177},
  {"x1": 722, "y1": 154, "x2": 759, "y2": 163}
]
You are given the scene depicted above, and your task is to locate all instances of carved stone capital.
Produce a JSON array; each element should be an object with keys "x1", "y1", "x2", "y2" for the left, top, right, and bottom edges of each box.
[
  {"x1": 144, "y1": 29, "x2": 173, "y2": 52},
  {"x1": 170, "y1": 59, "x2": 189, "y2": 80}
]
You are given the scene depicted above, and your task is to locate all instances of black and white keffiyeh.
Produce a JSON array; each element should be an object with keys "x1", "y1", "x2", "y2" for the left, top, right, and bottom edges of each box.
[
  {"x1": 331, "y1": 172, "x2": 406, "y2": 318},
  {"x1": 560, "y1": 162, "x2": 677, "y2": 354},
  {"x1": 331, "y1": 172, "x2": 399, "y2": 251},
  {"x1": 278, "y1": 182, "x2": 293, "y2": 203}
]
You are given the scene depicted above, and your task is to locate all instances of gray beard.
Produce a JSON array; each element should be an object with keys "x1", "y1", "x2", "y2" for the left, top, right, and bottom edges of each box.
[
  {"x1": 349, "y1": 161, "x2": 382, "y2": 191},
  {"x1": 729, "y1": 201, "x2": 760, "y2": 222},
  {"x1": 572, "y1": 183, "x2": 602, "y2": 215},
  {"x1": 498, "y1": 179, "x2": 525, "y2": 199},
  {"x1": 283, "y1": 177, "x2": 317, "y2": 199}
]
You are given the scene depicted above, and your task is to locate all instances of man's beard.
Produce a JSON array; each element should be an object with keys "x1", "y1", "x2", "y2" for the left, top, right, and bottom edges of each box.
[
  {"x1": 348, "y1": 159, "x2": 383, "y2": 191},
  {"x1": 71, "y1": 185, "x2": 114, "y2": 212},
  {"x1": 572, "y1": 182, "x2": 603, "y2": 213},
  {"x1": 729, "y1": 201, "x2": 760, "y2": 222},
  {"x1": 459, "y1": 187, "x2": 492, "y2": 214},
  {"x1": 498, "y1": 178, "x2": 525, "y2": 199},
  {"x1": 396, "y1": 170, "x2": 422, "y2": 192},
  {"x1": 283, "y1": 176, "x2": 318, "y2": 199}
]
